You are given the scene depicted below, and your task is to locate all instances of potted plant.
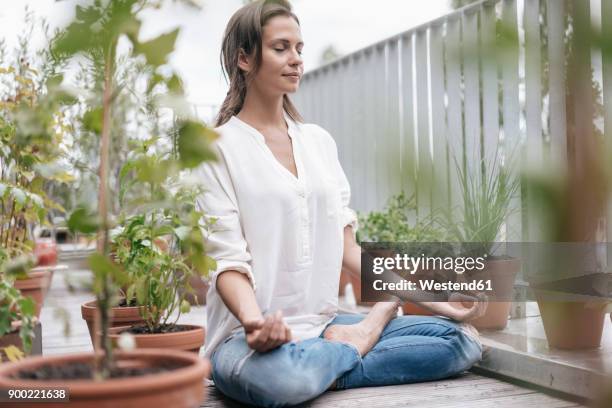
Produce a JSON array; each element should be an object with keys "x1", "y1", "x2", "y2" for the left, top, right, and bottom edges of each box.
[
  {"x1": 0, "y1": 255, "x2": 36, "y2": 362},
  {"x1": 523, "y1": 157, "x2": 609, "y2": 349},
  {"x1": 0, "y1": 38, "x2": 75, "y2": 318},
  {"x1": 0, "y1": 2, "x2": 215, "y2": 405},
  {"x1": 442, "y1": 150, "x2": 520, "y2": 330},
  {"x1": 102, "y1": 150, "x2": 212, "y2": 352},
  {"x1": 357, "y1": 192, "x2": 450, "y2": 313}
]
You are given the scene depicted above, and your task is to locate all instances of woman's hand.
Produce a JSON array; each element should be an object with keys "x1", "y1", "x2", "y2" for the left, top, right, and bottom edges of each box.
[
  {"x1": 243, "y1": 310, "x2": 293, "y2": 352},
  {"x1": 416, "y1": 293, "x2": 488, "y2": 322}
]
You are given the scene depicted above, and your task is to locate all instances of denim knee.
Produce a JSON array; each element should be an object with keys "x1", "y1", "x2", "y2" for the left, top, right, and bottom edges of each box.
[{"x1": 242, "y1": 364, "x2": 329, "y2": 407}]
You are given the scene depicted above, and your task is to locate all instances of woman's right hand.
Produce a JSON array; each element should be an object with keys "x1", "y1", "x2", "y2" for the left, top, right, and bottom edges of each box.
[{"x1": 243, "y1": 310, "x2": 293, "y2": 352}]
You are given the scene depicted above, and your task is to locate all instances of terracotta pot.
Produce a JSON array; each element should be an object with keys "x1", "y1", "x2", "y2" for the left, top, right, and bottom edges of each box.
[
  {"x1": 535, "y1": 289, "x2": 606, "y2": 349},
  {"x1": 81, "y1": 300, "x2": 147, "y2": 346},
  {"x1": 0, "y1": 349, "x2": 210, "y2": 408},
  {"x1": 108, "y1": 324, "x2": 205, "y2": 353},
  {"x1": 34, "y1": 239, "x2": 58, "y2": 266},
  {"x1": 461, "y1": 257, "x2": 520, "y2": 330},
  {"x1": 14, "y1": 270, "x2": 51, "y2": 318}
]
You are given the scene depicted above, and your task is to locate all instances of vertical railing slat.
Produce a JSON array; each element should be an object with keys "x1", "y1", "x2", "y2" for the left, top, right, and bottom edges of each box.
[
  {"x1": 445, "y1": 17, "x2": 464, "y2": 212},
  {"x1": 481, "y1": 2, "x2": 500, "y2": 171},
  {"x1": 603, "y1": 0, "x2": 612, "y2": 260},
  {"x1": 352, "y1": 54, "x2": 367, "y2": 211},
  {"x1": 401, "y1": 34, "x2": 417, "y2": 211},
  {"x1": 374, "y1": 44, "x2": 388, "y2": 210},
  {"x1": 387, "y1": 40, "x2": 402, "y2": 199},
  {"x1": 415, "y1": 28, "x2": 432, "y2": 218},
  {"x1": 547, "y1": 0, "x2": 567, "y2": 165},
  {"x1": 502, "y1": 0, "x2": 521, "y2": 244},
  {"x1": 429, "y1": 22, "x2": 449, "y2": 211},
  {"x1": 364, "y1": 49, "x2": 378, "y2": 212},
  {"x1": 462, "y1": 9, "x2": 481, "y2": 182}
]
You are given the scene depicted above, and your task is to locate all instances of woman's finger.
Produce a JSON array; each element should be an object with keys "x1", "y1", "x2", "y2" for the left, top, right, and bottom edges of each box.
[{"x1": 256, "y1": 315, "x2": 274, "y2": 347}]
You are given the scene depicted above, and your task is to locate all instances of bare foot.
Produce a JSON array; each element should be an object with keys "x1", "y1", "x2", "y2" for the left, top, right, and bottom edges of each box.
[{"x1": 323, "y1": 323, "x2": 379, "y2": 357}]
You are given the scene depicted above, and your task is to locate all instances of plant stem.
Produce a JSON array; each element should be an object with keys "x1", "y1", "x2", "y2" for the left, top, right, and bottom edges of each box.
[{"x1": 96, "y1": 43, "x2": 115, "y2": 380}]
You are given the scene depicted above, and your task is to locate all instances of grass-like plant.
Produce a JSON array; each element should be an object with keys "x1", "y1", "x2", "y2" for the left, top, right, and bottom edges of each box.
[{"x1": 442, "y1": 149, "x2": 519, "y2": 257}]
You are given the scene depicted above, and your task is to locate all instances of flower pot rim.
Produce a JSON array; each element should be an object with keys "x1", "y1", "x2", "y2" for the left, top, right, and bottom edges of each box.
[
  {"x1": 81, "y1": 299, "x2": 146, "y2": 312},
  {"x1": 0, "y1": 349, "x2": 209, "y2": 396},
  {"x1": 108, "y1": 324, "x2": 205, "y2": 337}
]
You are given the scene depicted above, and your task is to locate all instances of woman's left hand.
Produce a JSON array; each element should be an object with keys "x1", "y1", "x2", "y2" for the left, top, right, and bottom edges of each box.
[{"x1": 415, "y1": 293, "x2": 488, "y2": 322}]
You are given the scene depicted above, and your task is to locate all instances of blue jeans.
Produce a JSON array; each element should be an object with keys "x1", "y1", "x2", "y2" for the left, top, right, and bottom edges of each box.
[{"x1": 210, "y1": 314, "x2": 483, "y2": 407}]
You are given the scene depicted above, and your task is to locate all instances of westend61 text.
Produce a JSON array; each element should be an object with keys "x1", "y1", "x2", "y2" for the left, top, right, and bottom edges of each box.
[
  {"x1": 372, "y1": 254, "x2": 487, "y2": 275},
  {"x1": 372, "y1": 279, "x2": 494, "y2": 292}
]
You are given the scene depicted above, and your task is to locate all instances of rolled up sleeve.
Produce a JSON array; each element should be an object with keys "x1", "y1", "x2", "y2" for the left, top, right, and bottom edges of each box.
[{"x1": 194, "y1": 146, "x2": 256, "y2": 291}]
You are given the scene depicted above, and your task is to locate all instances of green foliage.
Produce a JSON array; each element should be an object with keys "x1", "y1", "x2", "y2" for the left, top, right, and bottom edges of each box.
[
  {"x1": 51, "y1": 0, "x2": 217, "y2": 379},
  {"x1": 357, "y1": 192, "x2": 447, "y2": 244},
  {"x1": 442, "y1": 151, "x2": 519, "y2": 257},
  {"x1": 0, "y1": 49, "x2": 75, "y2": 257},
  {"x1": 0, "y1": 255, "x2": 36, "y2": 355},
  {"x1": 110, "y1": 135, "x2": 215, "y2": 332},
  {"x1": 178, "y1": 122, "x2": 218, "y2": 169}
]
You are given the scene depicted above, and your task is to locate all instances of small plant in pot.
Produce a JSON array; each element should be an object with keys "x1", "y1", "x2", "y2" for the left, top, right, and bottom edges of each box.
[
  {"x1": 523, "y1": 151, "x2": 610, "y2": 349},
  {"x1": 104, "y1": 151, "x2": 213, "y2": 352},
  {"x1": 0, "y1": 254, "x2": 36, "y2": 362},
  {"x1": 441, "y1": 150, "x2": 520, "y2": 330},
  {"x1": 0, "y1": 2, "x2": 216, "y2": 406},
  {"x1": 357, "y1": 192, "x2": 450, "y2": 313}
]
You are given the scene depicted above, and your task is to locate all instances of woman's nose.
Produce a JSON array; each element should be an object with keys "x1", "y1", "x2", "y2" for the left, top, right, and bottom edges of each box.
[{"x1": 289, "y1": 50, "x2": 303, "y2": 66}]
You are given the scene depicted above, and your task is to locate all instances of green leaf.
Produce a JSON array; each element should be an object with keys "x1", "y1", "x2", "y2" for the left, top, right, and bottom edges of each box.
[
  {"x1": 88, "y1": 253, "x2": 129, "y2": 287},
  {"x1": 180, "y1": 299, "x2": 191, "y2": 314},
  {"x1": 82, "y1": 107, "x2": 103, "y2": 134},
  {"x1": 3, "y1": 256, "x2": 33, "y2": 279},
  {"x1": 18, "y1": 297, "x2": 35, "y2": 317},
  {"x1": 132, "y1": 28, "x2": 180, "y2": 67},
  {"x1": 68, "y1": 207, "x2": 100, "y2": 234},
  {"x1": 10, "y1": 187, "x2": 26, "y2": 205},
  {"x1": 178, "y1": 121, "x2": 218, "y2": 169}
]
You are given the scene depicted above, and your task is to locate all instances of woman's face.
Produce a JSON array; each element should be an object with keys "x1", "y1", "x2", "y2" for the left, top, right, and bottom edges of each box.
[{"x1": 243, "y1": 15, "x2": 304, "y2": 96}]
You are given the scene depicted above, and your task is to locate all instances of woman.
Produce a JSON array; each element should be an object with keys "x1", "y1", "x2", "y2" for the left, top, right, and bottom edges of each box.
[{"x1": 196, "y1": 1, "x2": 485, "y2": 406}]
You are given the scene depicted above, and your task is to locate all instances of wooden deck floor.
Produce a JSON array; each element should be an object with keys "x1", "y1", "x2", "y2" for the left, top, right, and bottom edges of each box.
[{"x1": 41, "y1": 267, "x2": 587, "y2": 408}]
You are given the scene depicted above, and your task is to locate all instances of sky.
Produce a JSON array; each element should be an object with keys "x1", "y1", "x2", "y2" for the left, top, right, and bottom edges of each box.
[{"x1": 0, "y1": 0, "x2": 453, "y2": 116}]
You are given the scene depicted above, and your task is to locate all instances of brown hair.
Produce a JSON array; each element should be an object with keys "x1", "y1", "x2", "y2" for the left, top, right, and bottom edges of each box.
[{"x1": 215, "y1": 0, "x2": 303, "y2": 127}]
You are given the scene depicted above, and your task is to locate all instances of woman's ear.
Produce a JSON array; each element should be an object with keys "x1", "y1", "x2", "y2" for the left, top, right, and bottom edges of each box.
[{"x1": 237, "y1": 48, "x2": 252, "y2": 74}]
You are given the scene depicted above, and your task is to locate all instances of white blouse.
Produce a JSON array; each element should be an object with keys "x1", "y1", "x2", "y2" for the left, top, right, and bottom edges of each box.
[{"x1": 195, "y1": 113, "x2": 358, "y2": 358}]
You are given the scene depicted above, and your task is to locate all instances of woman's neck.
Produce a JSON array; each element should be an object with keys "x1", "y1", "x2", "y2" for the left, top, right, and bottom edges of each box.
[{"x1": 237, "y1": 86, "x2": 286, "y2": 131}]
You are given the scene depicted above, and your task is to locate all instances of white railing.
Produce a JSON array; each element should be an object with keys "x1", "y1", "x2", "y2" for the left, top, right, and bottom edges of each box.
[{"x1": 291, "y1": 0, "x2": 612, "y2": 249}]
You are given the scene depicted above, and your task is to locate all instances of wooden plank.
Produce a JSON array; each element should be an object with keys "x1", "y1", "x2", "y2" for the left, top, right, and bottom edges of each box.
[
  {"x1": 201, "y1": 371, "x2": 584, "y2": 408},
  {"x1": 400, "y1": 33, "x2": 417, "y2": 211},
  {"x1": 445, "y1": 17, "x2": 464, "y2": 212},
  {"x1": 385, "y1": 40, "x2": 401, "y2": 201},
  {"x1": 415, "y1": 28, "x2": 432, "y2": 218},
  {"x1": 429, "y1": 21, "x2": 449, "y2": 212}
]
